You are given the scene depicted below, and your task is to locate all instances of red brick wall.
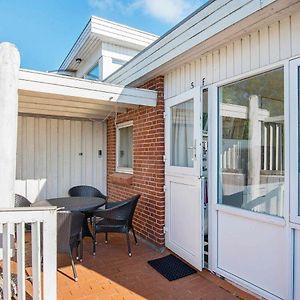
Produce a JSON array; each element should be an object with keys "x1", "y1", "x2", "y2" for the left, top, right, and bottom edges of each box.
[{"x1": 107, "y1": 76, "x2": 165, "y2": 247}]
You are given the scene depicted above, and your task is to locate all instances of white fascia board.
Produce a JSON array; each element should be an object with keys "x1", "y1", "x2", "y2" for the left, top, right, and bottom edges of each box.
[
  {"x1": 105, "y1": 0, "x2": 278, "y2": 86},
  {"x1": 60, "y1": 20, "x2": 92, "y2": 71},
  {"x1": 19, "y1": 69, "x2": 157, "y2": 107},
  {"x1": 91, "y1": 16, "x2": 158, "y2": 50}
]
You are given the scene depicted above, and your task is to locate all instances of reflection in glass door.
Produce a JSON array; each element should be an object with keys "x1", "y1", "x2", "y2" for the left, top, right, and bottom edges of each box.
[{"x1": 218, "y1": 68, "x2": 285, "y2": 217}]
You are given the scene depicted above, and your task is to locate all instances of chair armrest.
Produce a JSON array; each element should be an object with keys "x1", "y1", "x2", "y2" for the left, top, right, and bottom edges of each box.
[
  {"x1": 106, "y1": 201, "x2": 121, "y2": 209},
  {"x1": 93, "y1": 201, "x2": 130, "y2": 220}
]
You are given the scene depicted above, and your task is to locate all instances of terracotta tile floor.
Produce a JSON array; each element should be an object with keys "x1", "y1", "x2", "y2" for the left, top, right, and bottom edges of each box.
[{"x1": 20, "y1": 233, "x2": 257, "y2": 300}]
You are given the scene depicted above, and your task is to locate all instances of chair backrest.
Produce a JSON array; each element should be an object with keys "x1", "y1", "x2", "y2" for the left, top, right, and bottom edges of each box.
[
  {"x1": 109, "y1": 194, "x2": 140, "y2": 226},
  {"x1": 68, "y1": 185, "x2": 107, "y2": 200},
  {"x1": 57, "y1": 211, "x2": 84, "y2": 254},
  {"x1": 15, "y1": 194, "x2": 31, "y2": 207}
]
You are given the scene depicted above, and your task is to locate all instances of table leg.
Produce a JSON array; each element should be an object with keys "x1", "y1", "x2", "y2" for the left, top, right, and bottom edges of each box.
[{"x1": 82, "y1": 215, "x2": 95, "y2": 241}]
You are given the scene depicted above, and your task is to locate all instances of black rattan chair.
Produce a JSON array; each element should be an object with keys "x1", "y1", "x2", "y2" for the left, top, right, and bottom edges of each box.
[
  {"x1": 15, "y1": 194, "x2": 31, "y2": 208},
  {"x1": 57, "y1": 211, "x2": 84, "y2": 282},
  {"x1": 68, "y1": 185, "x2": 107, "y2": 200},
  {"x1": 15, "y1": 194, "x2": 32, "y2": 231},
  {"x1": 92, "y1": 194, "x2": 140, "y2": 257},
  {"x1": 68, "y1": 186, "x2": 107, "y2": 225}
]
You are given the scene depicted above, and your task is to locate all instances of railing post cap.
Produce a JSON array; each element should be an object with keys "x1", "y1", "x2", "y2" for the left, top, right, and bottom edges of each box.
[{"x1": 0, "y1": 42, "x2": 20, "y2": 66}]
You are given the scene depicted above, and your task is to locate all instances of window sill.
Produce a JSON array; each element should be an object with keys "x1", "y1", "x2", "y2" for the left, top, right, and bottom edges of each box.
[{"x1": 110, "y1": 172, "x2": 133, "y2": 186}]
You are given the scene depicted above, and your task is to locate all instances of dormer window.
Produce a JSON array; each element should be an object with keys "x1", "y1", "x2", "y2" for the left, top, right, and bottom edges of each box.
[{"x1": 85, "y1": 63, "x2": 100, "y2": 80}]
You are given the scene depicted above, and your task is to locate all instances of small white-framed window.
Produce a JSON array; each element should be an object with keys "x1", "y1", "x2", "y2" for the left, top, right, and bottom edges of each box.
[
  {"x1": 116, "y1": 121, "x2": 133, "y2": 174},
  {"x1": 84, "y1": 63, "x2": 101, "y2": 80}
]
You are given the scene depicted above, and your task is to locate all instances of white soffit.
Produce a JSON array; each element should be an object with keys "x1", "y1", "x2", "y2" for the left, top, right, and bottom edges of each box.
[
  {"x1": 105, "y1": 0, "x2": 297, "y2": 86},
  {"x1": 18, "y1": 69, "x2": 157, "y2": 120},
  {"x1": 59, "y1": 17, "x2": 158, "y2": 72}
]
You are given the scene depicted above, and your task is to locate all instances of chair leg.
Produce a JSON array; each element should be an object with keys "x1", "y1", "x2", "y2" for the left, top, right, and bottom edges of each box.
[
  {"x1": 79, "y1": 237, "x2": 83, "y2": 262},
  {"x1": 132, "y1": 226, "x2": 138, "y2": 245},
  {"x1": 69, "y1": 250, "x2": 78, "y2": 282},
  {"x1": 105, "y1": 232, "x2": 108, "y2": 244},
  {"x1": 126, "y1": 232, "x2": 132, "y2": 257}
]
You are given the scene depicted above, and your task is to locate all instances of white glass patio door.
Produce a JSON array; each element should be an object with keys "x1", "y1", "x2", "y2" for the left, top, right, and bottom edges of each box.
[
  {"x1": 165, "y1": 87, "x2": 203, "y2": 270},
  {"x1": 211, "y1": 66, "x2": 290, "y2": 300}
]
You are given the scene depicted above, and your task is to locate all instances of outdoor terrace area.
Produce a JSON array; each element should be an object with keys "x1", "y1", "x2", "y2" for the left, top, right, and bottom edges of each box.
[{"x1": 21, "y1": 233, "x2": 257, "y2": 300}]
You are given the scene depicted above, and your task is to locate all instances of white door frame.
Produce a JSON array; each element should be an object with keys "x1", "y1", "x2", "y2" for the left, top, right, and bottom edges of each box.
[
  {"x1": 290, "y1": 57, "x2": 300, "y2": 225},
  {"x1": 289, "y1": 57, "x2": 300, "y2": 300},
  {"x1": 208, "y1": 60, "x2": 292, "y2": 300}
]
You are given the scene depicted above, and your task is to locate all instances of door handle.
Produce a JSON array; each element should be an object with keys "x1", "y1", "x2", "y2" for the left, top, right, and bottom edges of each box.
[{"x1": 188, "y1": 140, "x2": 197, "y2": 161}]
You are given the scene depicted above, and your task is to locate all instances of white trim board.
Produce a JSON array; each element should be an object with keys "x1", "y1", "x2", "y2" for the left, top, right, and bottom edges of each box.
[
  {"x1": 19, "y1": 69, "x2": 156, "y2": 104},
  {"x1": 18, "y1": 69, "x2": 157, "y2": 120}
]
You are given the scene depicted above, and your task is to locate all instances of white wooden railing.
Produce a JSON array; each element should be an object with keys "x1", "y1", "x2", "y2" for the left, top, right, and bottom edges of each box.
[
  {"x1": 222, "y1": 122, "x2": 284, "y2": 173},
  {"x1": 0, "y1": 207, "x2": 57, "y2": 300},
  {"x1": 262, "y1": 122, "x2": 284, "y2": 172}
]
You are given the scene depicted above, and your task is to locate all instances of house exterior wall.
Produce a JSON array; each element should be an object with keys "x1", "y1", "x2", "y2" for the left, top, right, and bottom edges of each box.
[
  {"x1": 16, "y1": 116, "x2": 106, "y2": 202},
  {"x1": 162, "y1": 9, "x2": 300, "y2": 300},
  {"x1": 107, "y1": 76, "x2": 165, "y2": 247},
  {"x1": 164, "y1": 11, "x2": 300, "y2": 99}
]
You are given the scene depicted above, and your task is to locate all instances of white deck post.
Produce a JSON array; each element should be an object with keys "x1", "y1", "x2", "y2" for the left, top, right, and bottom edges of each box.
[
  {"x1": 248, "y1": 95, "x2": 261, "y2": 201},
  {"x1": 0, "y1": 42, "x2": 20, "y2": 208}
]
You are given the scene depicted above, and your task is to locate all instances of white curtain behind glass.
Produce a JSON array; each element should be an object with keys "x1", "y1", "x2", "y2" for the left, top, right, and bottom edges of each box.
[
  {"x1": 119, "y1": 126, "x2": 133, "y2": 168},
  {"x1": 171, "y1": 99, "x2": 194, "y2": 167}
]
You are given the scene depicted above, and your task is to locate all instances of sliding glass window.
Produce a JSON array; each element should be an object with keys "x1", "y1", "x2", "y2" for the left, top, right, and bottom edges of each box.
[{"x1": 218, "y1": 68, "x2": 284, "y2": 217}]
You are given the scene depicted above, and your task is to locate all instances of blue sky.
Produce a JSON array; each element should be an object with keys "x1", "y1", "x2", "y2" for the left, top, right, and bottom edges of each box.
[{"x1": 0, "y1": 0, "x2": 206, "y2": 72}]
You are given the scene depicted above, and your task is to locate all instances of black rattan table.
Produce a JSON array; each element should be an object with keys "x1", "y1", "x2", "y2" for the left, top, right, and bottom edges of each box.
[
  {"x1": 32, "y1": 196, "x2": 105, "y2": 212},
  {"x1": 32, "y1": 196, "x2": 106, "y2": 239}
]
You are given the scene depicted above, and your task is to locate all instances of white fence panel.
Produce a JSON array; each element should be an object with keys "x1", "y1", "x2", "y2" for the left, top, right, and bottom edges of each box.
[{"x1": 0, "y1": 207, "x2": 57, "y2": 300}]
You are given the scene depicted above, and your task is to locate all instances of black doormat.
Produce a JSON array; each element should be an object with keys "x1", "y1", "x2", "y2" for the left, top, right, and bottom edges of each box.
[{"x1": 148, "y1": 254, "x2": 197, "y2": 281}]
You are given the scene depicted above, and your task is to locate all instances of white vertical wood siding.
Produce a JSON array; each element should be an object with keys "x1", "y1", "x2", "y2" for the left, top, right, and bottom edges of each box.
[
  {"x1": 164, "y1": 12, "x2": 300, "y2": 99},
  {"x1": 16, "y1": 116, "x2": 106, "y2": 202}
]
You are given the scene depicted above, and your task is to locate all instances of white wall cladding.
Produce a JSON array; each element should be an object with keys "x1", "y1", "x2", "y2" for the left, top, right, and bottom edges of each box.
[
  {"x1": 15, "y1": 116, "x2": 106, "y2": 202},
  {"x1": 164, "y1": 12, "x2": 300, "y2": 99}
]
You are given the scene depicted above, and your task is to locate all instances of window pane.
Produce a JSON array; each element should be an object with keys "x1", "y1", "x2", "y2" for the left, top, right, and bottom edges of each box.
[
  {"x1": 219, "y1": 68, "x2": 284, "y2": 217},
  {"x1": 171, "y1": 99, "x2": 194, "y2": 167},
  {"x1": 86, "y1": 64, "x2": 100, "y2": 80},
  {"x1": 119, "y1": 126, "x2": 133, "y2": 168}
]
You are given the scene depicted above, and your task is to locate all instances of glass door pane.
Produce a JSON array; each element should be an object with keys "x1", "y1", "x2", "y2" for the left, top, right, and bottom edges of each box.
[
  {"x1": 218, "y1": 68, "x2": 285, "y2": 217},
  {"x1": 171, "y1": 99, "x2": 194, "y2": 167}
]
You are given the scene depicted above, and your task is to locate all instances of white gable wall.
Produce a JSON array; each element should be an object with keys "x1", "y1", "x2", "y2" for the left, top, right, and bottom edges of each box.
[{"x1": 164, "y1": 11, "x2": 300, "y2": 99}]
